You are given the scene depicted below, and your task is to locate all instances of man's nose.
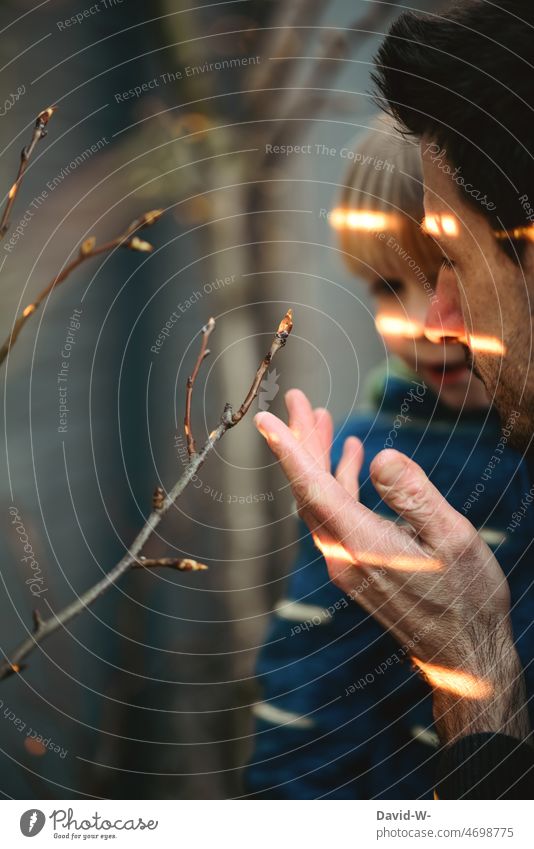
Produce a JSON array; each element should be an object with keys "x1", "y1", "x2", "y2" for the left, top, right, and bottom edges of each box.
[{"x1": 424, "y1": 266, "x2": 466, "y2": 344}]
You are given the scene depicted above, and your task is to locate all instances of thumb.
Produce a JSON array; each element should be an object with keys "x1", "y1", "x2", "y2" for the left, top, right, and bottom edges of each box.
[{"x1": 370, "y1": 449, "x2": 475, "y2": 550}]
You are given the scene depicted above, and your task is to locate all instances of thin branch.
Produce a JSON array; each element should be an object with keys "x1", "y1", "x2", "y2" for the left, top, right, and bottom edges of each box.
[
  {"x1": 231, "y1": 308, "x2": 293, "y2": 425},
  {"x1": 0, "y1": 106, "x2": 56, "y2": 238},
  {"x1": 0, "y1": 310, "x2": 293, "y2": 681},
  {"x1": 135, "y1": 557, "x2": 208, "y2": 571},
  {"x1": 0, "y1": 209, "x2": 164, "y2": 367},
  {"x1": 184, "y1": 316, "x2": 215, "y2": 457}
]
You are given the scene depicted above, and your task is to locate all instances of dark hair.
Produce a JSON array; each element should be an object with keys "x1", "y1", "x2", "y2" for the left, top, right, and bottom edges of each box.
[{"x1": 372, "y1": 0, "x2": 534, "y2": 259}]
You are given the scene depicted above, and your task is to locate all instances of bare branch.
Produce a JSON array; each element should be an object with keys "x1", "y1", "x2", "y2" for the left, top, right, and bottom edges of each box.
[
  {"x1": 0, "y1": 310, "x2": 293, "y2": 681},
  {"x1": 0, "y1": 106, "x2": 56, "y2": 238},
  {"x1": 135, "y1": 557, "x2": 208, "y2": 571},
  {"x1": 0, "y1": 209, "x2": 164, "y2": 367},
  {"x1": 184, "y1": 316, "x2": 215, "y2": 456},
  {"x1": 230, "y1": 308, "x2": 293, "y2": 425}
]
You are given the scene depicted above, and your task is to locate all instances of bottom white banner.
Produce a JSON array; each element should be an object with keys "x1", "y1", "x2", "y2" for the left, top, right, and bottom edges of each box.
[{"x1": 1, "y1": 799, "x2": 531, "y2": 847}]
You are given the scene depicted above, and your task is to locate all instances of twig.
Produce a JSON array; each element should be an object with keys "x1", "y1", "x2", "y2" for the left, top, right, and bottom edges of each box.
[
  {"x1": 0, "y1": 309, "x2": 293, "y2": 681},
  {"x1": 0, "y1": 209, "x2": 164, "y2": 367},
  {"x1": 135, "y1": 557, "x2": 208, "y2": 571},
  {"x1": 184, "y1": 316, "x2": 215, "y2": 456},
  {"x1": 230, "y1": 309, "x2": 293, "y2": 425},
  {"x1": 0, "y1": 106, "x2": 56, "y2": 238}
]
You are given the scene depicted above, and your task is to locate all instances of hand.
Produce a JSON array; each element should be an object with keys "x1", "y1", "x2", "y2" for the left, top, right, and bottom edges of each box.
[{"x1": 255, "y1": 389, "x2": 529, "y2": 744}]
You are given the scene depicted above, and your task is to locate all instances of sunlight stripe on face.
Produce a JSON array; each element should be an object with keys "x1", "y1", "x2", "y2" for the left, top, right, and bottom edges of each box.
[
  {"x1": 329, "y1": 208, "x2": 395, "y2": 232},
  {"x1": 375, "y1": 314, "x2": 424, "y2": 339},
  {"x1": 466, "y1": 334, "x2": 506, "y2": 355},
  {"x1": 422, "y1": 213, "x2": 459, "y2": 237}
]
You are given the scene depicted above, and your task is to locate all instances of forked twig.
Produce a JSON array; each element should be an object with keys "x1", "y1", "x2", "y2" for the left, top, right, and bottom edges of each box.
[
  {"x1": 0, "y1": 209, "x2": 164, "y2": 366},
  {"x1": 231, "y1": 309, "x2": 293, "y2": 424},
  {"x1": 0, "y1": 309, "x2": 293, "y2": 681},
  {"x1": 184, "y1": 316, "x2": 215, "y2": 456},
  {"x1": 0, "y1": 106, "x2": 56, "y2": 238}
]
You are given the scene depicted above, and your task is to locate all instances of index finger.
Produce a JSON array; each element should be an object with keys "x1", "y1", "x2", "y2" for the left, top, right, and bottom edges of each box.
[
  {"x1": 255, "y1": 409, "x2": 370, "y2": 537},
  {"x1": 254, "y1": 411, "x2": 440, "y2": 574}
]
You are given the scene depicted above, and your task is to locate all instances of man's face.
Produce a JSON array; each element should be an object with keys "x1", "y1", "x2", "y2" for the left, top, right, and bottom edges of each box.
[{"x1": 421, "y1": 139, "x2": 534, "y2": 450}]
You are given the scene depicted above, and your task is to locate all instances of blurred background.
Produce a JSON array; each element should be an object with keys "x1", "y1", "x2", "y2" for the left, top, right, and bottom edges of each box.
[{"x1": 0, "y1": 0, "x2": 440, "y2": 799}]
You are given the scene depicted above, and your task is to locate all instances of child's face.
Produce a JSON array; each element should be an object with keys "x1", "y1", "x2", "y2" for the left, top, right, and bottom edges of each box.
[{"x1": 369, "y1": 267, "x2": 490, "y2": 410}]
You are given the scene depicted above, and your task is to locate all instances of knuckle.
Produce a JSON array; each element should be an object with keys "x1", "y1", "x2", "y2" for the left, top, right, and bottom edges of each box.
[
  {"x1": 451, "y1": 514, "x2": 481, "y2": 554},
  {"x1": 398, "y1": 481, "x2": 432, "y2": 518}
]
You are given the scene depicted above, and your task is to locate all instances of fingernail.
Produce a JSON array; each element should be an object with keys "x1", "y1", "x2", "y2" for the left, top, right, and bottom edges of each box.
[
  {"x1": 374, "y1": 458, "x2": 407, "y2": 489},
  {"x1": 254, "y1": 413, "x2": 279, "y2": 445},
  {"x1": 254, "y1": 413, "x2": 268, "y2": 436}
]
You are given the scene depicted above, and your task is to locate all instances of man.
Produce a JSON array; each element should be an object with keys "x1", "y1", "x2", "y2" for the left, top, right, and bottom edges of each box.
[{"x1": 254, "y1": 0, "x2": 534, "y2": 798}]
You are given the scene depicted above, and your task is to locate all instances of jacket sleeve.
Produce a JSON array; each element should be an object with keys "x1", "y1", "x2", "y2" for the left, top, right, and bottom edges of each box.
[
  {"x1": 244, "y1": 529, "x2": 355, "y2": 798},
  {"x1": 435, "y1": 733, "x2": 534, "y2": 799},
  {"x1": 244, "y1": 522, "x2": 435, "y2": 799},
  {"x1": 243, "y1": 523, "x2": 393, "y2": 799}
]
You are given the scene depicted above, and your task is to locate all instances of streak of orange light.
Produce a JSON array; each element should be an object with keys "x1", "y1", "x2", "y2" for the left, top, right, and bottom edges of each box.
[
  {"x1": 424, "y1": 327, "x2": 455, "y2": 345},
  {"x1": 422, "y1": 214, "x2": 440, "y2": 235},
  {"x1": 412, "y1": 658, "x2": 493, "y2": 699},
  {"x1": 423, "y1": 326, "x2": 506, "y2": 356},
  {"x1": 313, "y1": 537, "x2": 441, "y2": 571},
  {"x1": 441, "y1": 215, "x2": 459, "y2": 236},
  {"x1": 312, "y1": 537, "x2": 353, "y2": 563},
  {"x1": 329, "y1": 208, "x2": 347, "y2": 229},
  {"x1": 494, "y1": 225, "x2": 534, "y2": 242},
  {"x1": 329, "y1": 208, "x2": 393, "y2": 232},
  {"x1": 375, "y1": 314, "x2": 424, "y2": 339},
  {"x1": 422, "y1": 213, "x2": 459, "y2": 237},
  {"x1": 465, "y1": 334, "x2": 506, "y2": 355},
  {"x1": 376, "y1": 554, "x2": 441, "y2": 572}
]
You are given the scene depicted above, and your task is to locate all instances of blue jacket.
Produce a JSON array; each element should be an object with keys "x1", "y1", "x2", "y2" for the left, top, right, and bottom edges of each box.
[{"x1": 245, "y1": 365, "x2": 534, "y2": 799}]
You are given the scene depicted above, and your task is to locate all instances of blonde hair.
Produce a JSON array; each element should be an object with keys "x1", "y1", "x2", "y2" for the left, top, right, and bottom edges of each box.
[{"x1": 336, "y1": 115, "x2": 441, "y2": 284}]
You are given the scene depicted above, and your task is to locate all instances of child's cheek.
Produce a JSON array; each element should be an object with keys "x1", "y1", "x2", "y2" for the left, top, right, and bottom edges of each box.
[{"x1": 382, "y1": 334, "x2": 413, "y2": 362}]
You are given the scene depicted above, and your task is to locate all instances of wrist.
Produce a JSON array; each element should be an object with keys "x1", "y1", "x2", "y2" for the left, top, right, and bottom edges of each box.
[{"x1": 430, "y1": 624, "x2": 531, "y2": 746}]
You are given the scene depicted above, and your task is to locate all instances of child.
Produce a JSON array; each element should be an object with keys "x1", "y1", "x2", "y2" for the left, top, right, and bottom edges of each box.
[{"x1": 245, "y1": 119, "x2": 534, "y2": 799}]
